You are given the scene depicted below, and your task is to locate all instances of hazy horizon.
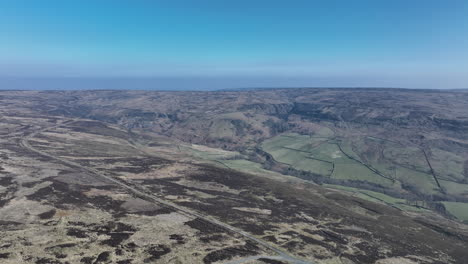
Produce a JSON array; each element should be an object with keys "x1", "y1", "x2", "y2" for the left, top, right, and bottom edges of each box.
[{"x1": 1, "y1": 76, "x2": 467, "y2": 91}]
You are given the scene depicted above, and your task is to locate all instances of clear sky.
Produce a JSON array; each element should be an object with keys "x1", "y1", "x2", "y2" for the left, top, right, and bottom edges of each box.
[{"x1": 0, "y1": 0, "x2": 467, "y2": 89}]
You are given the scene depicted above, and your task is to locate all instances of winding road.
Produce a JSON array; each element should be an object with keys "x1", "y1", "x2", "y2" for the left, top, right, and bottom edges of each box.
[{"x1": 19, "y1": 120, "x2": 314, "y2": 264}]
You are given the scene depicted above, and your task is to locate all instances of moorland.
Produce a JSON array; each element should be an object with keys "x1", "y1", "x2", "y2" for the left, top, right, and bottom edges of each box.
[{"x1": 0, "y1": 88, "x2": 467, "y2": 264}]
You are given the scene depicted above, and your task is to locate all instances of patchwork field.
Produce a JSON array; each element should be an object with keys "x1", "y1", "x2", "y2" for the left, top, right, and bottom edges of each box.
[
  {"x1": 261, "y1": 131, "x2": 468, "y2": 222},
  {"x1": 261, "y1": 133, "x2": 395, "y2": 186}
]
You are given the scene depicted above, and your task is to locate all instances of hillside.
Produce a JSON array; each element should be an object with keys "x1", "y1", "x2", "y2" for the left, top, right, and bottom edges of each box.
[
  {"x1": 0, "y1": 88, "x2": 467, "y2": 263},
  {"x1": 3, "y1": 89, "x2": 468, "y2": 219}
]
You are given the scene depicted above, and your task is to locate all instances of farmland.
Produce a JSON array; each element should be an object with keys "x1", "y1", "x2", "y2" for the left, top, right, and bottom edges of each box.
[{"x1": 261, "y1": 131, "x2": 468, "y2": 221}]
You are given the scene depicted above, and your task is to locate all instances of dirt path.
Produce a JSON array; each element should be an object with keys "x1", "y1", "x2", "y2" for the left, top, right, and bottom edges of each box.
[{"x1": 19, "y1": 120, "x2": 314, "y2": 264}]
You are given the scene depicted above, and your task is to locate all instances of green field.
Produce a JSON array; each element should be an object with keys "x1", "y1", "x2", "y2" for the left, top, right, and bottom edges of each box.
[
  {"x1": 260, "y1": 132, "x2": 455, "y2": 196},
  {"x1": 182, "y1": 131, "x2": 467, "y2": 223},
  {"x1": 179, "y1": 144, "x2": 287, "y2": 178},
  {"x1": 431, "y1": 148, "x2": 466, "y2": 182},
  {"x1": 261, "y1": 133, "x2": 395, "y2": 186},
  {"x1": 439, "y1": 180, "x2": 468, "y2": 196},
  {"x1": 442, "y1": 202, "x2": 468, "y2": 223}
]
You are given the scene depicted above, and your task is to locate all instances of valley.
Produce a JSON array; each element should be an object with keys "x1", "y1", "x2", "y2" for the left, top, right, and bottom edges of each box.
[{"x1": 0, "y1": 88, "x2": 468, "y2": 263}]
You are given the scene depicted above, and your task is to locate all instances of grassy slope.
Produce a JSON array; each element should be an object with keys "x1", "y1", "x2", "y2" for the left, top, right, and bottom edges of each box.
[
  {"x1": 260, "y1": 132, "x2": 454, "y2": 194},
  {"x1": 259, "y1": 132, "x2": 468, "y2": 219},
  {"x1": 181, "y1": 130, "x2": 467, "y2": 223},
  {"x1": 261, "y1": 133, "x2": 395, "y2": 186},
  {"x1": 325, "y1": 184, "x2": 430, "y2": 212},
  {"x1": 442, "y1": 202, "x2": 468, "y2": 222},
  {"x1": 178, "y1": 143, "x2": 289, "y2": 179}
]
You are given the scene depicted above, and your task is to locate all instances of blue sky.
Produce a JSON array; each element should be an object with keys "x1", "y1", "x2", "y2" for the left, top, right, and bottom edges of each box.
[{"x1": 0, "y1": 0, "x2": 467, "y2": 89}]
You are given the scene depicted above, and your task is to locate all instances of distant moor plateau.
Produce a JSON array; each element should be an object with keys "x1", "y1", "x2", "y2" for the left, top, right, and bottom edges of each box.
[{"x1": 1, "y1": 88, "x2": 468, "y2": 264}]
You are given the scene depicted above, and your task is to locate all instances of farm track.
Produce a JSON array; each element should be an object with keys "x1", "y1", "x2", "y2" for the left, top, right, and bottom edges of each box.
[{"x1": 19, "y1": 120, "x2": 314, "y2": 264}]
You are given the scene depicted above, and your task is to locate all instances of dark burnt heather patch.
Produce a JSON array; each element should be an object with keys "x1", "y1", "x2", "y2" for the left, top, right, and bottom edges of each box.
[
  {"x1": 140, "y1": 176, "x2": 269, "y2": 221},
  {"x1": 89, "y1": 195, "x2": 126, "y2": 214},
  {"x1": 199, "y1": 234, "x2": 225, "y2": 243},
  {"x1": 98, "y1": 157, "x2": 172, "y2": 174},
  {"x1": 141, "y1": 177, "x2": 244, "y2": 203},
  {"x1": 137, "y1": 178, "x2": 185, "y2": 197},
  {"x1": 186, "y1": 164, "x2": 327, "y2": 220},
  {"x1": 115, "y1": 248, "x2": 123, "y2": 256},
  {"x1": 189, "y1": 165, "x2": 253, "y2": 190},
  {"x1": 169, "y1": 234, "x2": 185, "y2": 244},
  {"x1": 326, "y1": 215, "x2": 468, "y2": 263},
  {"x1": 232, "y1": 222, "x2": 278, "y2": 236},
  {"x1": 0, "y1": 253, "x2": 10, "y2": 259},
  {"x1": 0, "y1": 220, "x2": 22, "y2": 227},
  {"x1": 127, "y1": 206, "x2": 175, "y2": 216},
  {"x1": 282, "y1": 241, "x2": 302, "y2": 252},
  {"x1": 26, "y1": 179, "x2": 126, "y2": 214},
  {"x1": 35, "y1": 257, "x2": 64, "y2": 264},
  {"x1": 26, "y1": 180, "x2": 89, "y2": 208},
  {"x1": 177, "y1": 199, "x2": 259, "y2": 223},
  {"x1": 0, "y1": 243, "x2": 12, "y2": 249},
  {"x1": 103, "y1": 222, "x2": 134, "y2": 234},
  {"x1": 101, "y1": 233, "x2": 132, "y2": 247},
  {"x1": 67, "y1": 227, "x2": 88, "y2": 238},
  {"x1": 94, "y1": 251, "x2": 111, "y2": 263},
  {"x1": 6, "y1": 144, "x2": 55, "y2": 163},
  {"x1": 67, "y1": 221, "x2": 137, "y2": 247},
  {"x1": 185, "y1": 218, "x2": 225, "y2": 234},
  {"x1": 56, "y1": 253, "x2": 67, "y2": 259},
  {"x1": 262, "y1": 235, "x2": 278, "y2": 243},
  {"x1": 0, "y1": 197, "x2": 12, "y2": 208},
  {"x1": 0, "y1": 176, "x2": 13, "y2": 187},
  {"x1": 143, "y1": 244, "x2": 171, "y2": 263},
  {"x1": 124, "y1": 242, "x2": 137, "y2": 252},
  {"x1": 304, "y1": 229, "x2": 348, "y2": 245},
  {"x1": 281, "y1": 230, "x2": 300, "y2": 237},
  {"x1": 38, "y1": 209, "x2": 56, "y2": 219},
  {"x1": 202, "y1": 241, "x2": 260, "y2": 264},
  {"x1": 181, "y1": 164, "x2": 468, "y2": 262}
]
